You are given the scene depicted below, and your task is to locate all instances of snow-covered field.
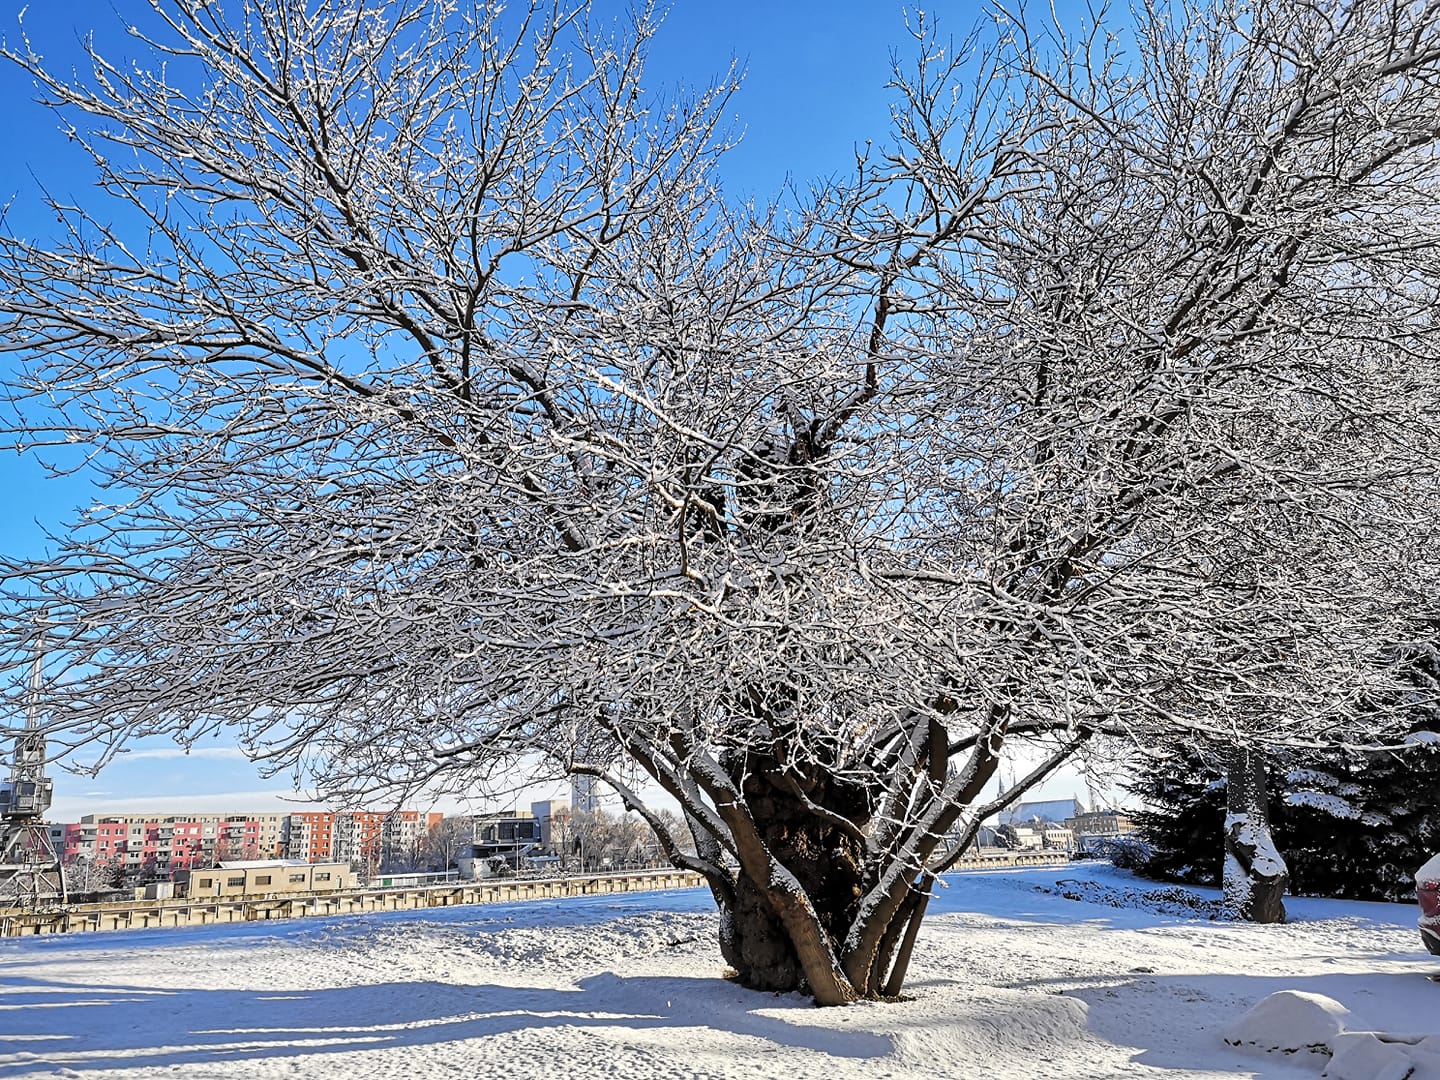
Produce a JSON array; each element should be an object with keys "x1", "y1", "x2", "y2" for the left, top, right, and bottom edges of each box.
[{"x1": 2, "y1": 863, "x2": 1437, "y2": 1079}]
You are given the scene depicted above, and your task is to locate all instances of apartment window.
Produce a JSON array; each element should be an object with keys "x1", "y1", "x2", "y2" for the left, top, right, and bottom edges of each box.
[
  {"x1": 227, "y1": 876, "x2": 245, "y2": 887},
  {"x1": 254, "y1": 875, "x2": 271, "y2": 886},
  {"x1": 288, "y1": 873, "x2": 306, "y2": 883},
  {"x1": 197, "y1": 878, "x2": 213, "y2": 889},
  {"x1": 314, "y1": 872, "x2": 331, "y2": 882}
]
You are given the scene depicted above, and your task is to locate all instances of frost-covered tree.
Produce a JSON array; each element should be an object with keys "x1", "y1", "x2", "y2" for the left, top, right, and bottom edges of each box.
[
  {"x1": 1283, "y1": 739, "x2": 1440, "y2": 901},
  {"x1": 1136, "y1": 626, "x2": 1440, "y2": 903},
  {"x1": 419, "y1": 816, "x2": 475, "y2": 873},
  {"x1": 1135, "y1": 745, "x2": 1308, "y2": 904},
  {"x1": 1134, "y1": 737, "x2": 1440, "y2": 902},
  {"x1": 568, "y1": 807, "x2": 653, "y2": 868},
  {"x1": 1131, "y1": 746, "x2": 1225, "y2": 885},
  {"x1": 61, "y1": 855, "x2": 121, "y2": 898},
  {"x1": 3, "y1": 0, "x2": 1440, "y2": 1002}
]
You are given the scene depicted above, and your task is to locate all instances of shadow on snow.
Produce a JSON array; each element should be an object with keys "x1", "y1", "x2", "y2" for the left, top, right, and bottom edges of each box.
[{"x1": 0, "y1": 971, "x2": 892, "y2": 1076}]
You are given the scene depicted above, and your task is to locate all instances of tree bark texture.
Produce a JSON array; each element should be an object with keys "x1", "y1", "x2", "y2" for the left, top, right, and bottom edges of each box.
[
  {"x1": 711, "y1": 754, "x2": 875, "y2": 998},
  {"x1": 1224, "y1": 745, "x2": 1289, "y2": 924}
]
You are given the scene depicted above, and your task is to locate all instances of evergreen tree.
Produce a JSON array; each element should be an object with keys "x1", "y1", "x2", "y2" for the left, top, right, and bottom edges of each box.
[
  {"x1": 1130, "y1": 745, "x2": 1284, "y2": 888},
  {"x1": 1132, "y1": 629, "x2": 1440, "y2": 902},
  {"x1": 1280, "y1": 627, "x2": 1440, "y2": 901},
  {"x1": 1280, "y1": 742, "x2": 1440, "y2": 901}
]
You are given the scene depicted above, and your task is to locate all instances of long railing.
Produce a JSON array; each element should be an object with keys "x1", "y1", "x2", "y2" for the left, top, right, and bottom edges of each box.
[
  {"x1": 0, "y1": 850, "x2": 1078, "y2": 938},
  {"x1": 0, "y1": 868, "x2": 705, "y2": 938},
  {"x1": 950, "y1": 850, "x2": 1075, "y2": 870}
]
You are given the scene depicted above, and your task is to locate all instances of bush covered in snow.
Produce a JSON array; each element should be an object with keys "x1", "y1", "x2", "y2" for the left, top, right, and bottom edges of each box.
[{"x1": 1090, "y1": 836, "x2": 1154, "y2": 873}]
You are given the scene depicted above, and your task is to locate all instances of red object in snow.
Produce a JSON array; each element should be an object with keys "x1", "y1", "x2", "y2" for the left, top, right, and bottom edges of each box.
[{"x1": 1418, "y1": 865, "x2": 1440, "y2": 956}]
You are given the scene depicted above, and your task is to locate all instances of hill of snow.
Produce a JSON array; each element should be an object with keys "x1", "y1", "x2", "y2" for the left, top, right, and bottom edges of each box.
[{"x1": 2, "y1": 863, "x2": 1437, "y2": 1078}]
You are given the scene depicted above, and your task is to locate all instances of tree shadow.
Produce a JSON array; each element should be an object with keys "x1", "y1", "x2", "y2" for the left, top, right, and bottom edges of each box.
[{"x1": 0, "y1": 971, "x2": 891, "y2": 1076}]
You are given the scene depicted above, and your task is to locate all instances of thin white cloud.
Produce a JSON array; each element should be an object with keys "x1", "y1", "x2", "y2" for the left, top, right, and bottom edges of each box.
[
  {"x1": 47, "y1": 788, "x2": 488, "y2": 822},
  {"x1": 49, "y1": 788, "x2": 326, "y2": 820},
  {"x1": 115, "y1": 747, "x2": 253, "y2": 762}
]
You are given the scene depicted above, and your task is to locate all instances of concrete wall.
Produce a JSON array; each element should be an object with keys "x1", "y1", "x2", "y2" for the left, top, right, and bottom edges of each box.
[{"x1": 0, "y1": 869, "x2": 706, "y2": 937}]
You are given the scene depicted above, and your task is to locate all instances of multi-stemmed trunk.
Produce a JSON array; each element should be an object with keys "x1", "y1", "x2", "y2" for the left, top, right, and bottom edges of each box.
[
  {"x1": 708, "y1": 756, "x2": 873, "y2": 997},
  {"x1": 699, "y1": 737, "x2": 960, "y2": 1004}
]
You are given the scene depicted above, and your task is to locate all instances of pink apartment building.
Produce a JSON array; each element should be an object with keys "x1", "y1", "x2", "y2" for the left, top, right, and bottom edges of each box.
[{"x1": 60, "y1": 808, "x2": 443, "y2": 883}]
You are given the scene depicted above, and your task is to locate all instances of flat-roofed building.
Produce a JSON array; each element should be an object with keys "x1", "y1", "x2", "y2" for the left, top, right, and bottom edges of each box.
[
  {"x1": 1066, "y1": 809, "x2": 1137, "y2": 853},
  {"x1": 175, "y1": 859, "x2": 357, "y2": 898},
  {"x1": 59, "y1": 808, "x2": 443, "y2": 883}
]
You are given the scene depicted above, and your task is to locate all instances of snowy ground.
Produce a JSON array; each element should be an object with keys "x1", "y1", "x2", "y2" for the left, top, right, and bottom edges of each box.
[{"x1": 1, "y1": 863, "x2": 1437, "y2": 1079}]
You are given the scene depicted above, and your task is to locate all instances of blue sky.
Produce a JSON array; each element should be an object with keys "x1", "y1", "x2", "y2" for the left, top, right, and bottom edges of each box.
[
  {"x1": 0, "y1": 0, "x2": 909, "y2": 563},
  {"x1": 0, "y1": 0, "x2": 1100, "y2": 819}
]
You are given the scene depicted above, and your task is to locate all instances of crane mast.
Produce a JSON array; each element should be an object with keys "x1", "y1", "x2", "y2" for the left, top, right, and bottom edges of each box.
[{"x1": 0, "y1": 640, "x2": 65, "y2": 908}]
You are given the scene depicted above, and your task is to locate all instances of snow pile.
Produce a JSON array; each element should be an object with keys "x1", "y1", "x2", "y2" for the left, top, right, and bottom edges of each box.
[
  {"x1": 1222, "y1": 990, "x2": 1349, "y2": 1055},
  {"x1": 327, "y1": 907, "x2": 718, "y2": 970},
  {"x1": 1223, "y1": 990, "x2": 1440, "y2": 1079},
  {"x1": 1031, "y1": 877, "x2": 1224, "y2": 919},
  {"x1": 1326, "y1": 1032, "x2": 1440, "y2": 1080}
]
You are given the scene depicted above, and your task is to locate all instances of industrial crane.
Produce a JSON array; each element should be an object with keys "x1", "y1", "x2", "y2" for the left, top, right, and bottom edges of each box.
[{"x1": 0, "y1": 642, "x2": 66, "y2": 908}]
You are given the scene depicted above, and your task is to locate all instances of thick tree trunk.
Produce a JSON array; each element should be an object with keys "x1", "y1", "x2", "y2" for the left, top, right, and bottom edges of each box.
[
  {"x1": 712, "y1": 756, "x2": 871, "y2": 996},
  {"x1": 707, "y1": 716, "x2": 970, "y2": 1002},
  {"x1": 1223, "y1": 745, "x2": 1288, "y2": 923},
  {"x1": 715, "y1": 873, "x2": 807, "y2": 991}
]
